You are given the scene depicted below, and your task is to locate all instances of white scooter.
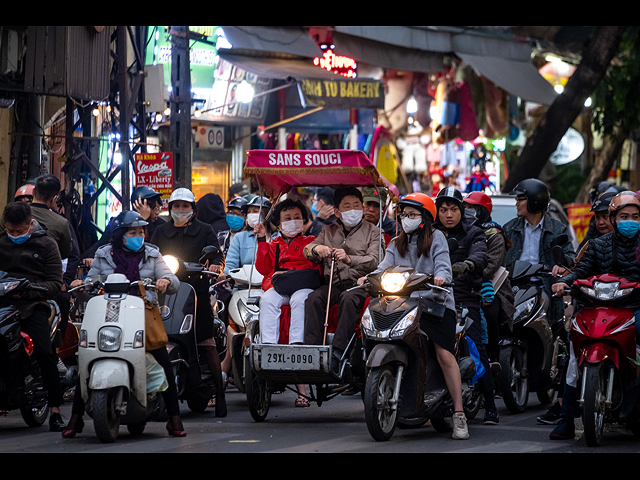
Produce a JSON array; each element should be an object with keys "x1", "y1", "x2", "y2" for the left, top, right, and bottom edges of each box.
[
  {"x1": 77, "y1": 274, "x2": 168, "y2": 443},
  {"x1": 226, "y1": 264, "x2": 263, "y2": 393}
]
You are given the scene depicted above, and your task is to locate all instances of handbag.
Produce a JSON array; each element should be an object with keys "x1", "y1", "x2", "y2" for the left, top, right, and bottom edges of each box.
[
  {"x1": 138, "y1": 281, "x2": 168, "y2": 351},
  {"x1": 270, "y1": 244, "x2": 321, "y2": 296},
  {"x1": 420, "y1": 297, "x2": 446, "y2": 324}
]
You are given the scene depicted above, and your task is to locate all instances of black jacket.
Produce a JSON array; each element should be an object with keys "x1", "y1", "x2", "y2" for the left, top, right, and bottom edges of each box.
[
  {"x1": 196, "y1": 193, "x2": 231, "y2": 255},
  {"x1": 150, "y1": 218, "x2": 224, "y2": 269}
]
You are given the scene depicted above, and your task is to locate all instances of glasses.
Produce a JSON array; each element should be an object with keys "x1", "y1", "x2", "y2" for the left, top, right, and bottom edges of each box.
[{"x1": 399, "y1": 212, "x2": 422, "y2": 220}]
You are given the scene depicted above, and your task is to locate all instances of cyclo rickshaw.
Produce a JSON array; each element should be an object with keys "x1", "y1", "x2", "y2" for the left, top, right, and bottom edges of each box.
[{"x1": 241, "y1": 148, "x2": 397, "y2": 422}]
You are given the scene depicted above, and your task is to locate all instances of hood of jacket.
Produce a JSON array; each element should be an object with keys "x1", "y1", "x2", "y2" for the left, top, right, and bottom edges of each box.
[{"x1": 196, "y1": 193, "x2": 229, "y2": 232}]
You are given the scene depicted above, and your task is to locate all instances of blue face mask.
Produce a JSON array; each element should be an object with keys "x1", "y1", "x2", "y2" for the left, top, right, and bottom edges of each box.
[
  {"x1": 8, "y1": 232, "x2": 30, "y2": 245},
  {"x1": 226, "y1": 214, "x2": 245, "y2": 231},
  {"x1": 124, "y1": 235, "x2": 144, "y2": 252},
  {"x1": 616, "y1": 220, "x2": 640, "y2": 238},
  {"x1": 311, "y1": 203, "x2": 319, "y2": 215}
]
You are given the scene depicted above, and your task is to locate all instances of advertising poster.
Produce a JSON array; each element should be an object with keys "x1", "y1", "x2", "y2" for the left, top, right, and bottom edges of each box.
[{"x1": 134, "y1": 152, "x2": 174, "y2": 210}]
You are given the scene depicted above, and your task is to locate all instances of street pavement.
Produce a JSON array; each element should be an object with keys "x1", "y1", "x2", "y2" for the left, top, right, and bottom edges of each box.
[{"x1": 1, "y1": 384, "x2": 640, "y2": 453}]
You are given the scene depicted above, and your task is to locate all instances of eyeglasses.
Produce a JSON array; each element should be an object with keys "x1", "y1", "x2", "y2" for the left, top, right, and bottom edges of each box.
[
  {"x1": 399, "y1": 212, "x2": 422, "y2": 220},
  {"x1": 515, "y1": 197, "x2": 527, "y2": 203}
]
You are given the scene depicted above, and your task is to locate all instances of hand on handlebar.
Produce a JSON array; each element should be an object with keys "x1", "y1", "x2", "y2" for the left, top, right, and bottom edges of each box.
[
  {"x1": 552, "y1": 265, "x2": 568, "y2": 278},
  {"x1": 433, "y1": 276, "x2": 446, "y2": 287},
  {"x1": 552, "y1": 282, "x2": 568, "y2": 296},
  {"x1": 156, "y1": 278, "x2": 170, "y2": 293},
  {"x1": 357, "y1": 276, "x2": 367, "y2": 286}
]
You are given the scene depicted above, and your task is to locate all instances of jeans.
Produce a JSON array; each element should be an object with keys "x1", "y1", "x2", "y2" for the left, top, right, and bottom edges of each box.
[{"x1": 259, "y1": 287, "x2": 313, "y2": 344}]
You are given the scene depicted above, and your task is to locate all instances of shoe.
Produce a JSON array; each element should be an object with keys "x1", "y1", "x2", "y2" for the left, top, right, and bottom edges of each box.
[
  {"x1": 61, "y1": 416, "x2": 84, "y2": 438},
  {"x1": 483, "y1": 409, "x2": 499, "y2": 425},
  {"x1": 49, "y1": 412, "x2": 65, "y2": 432},
  {"x1": 537, "y1": 401, "x2": 562, "y2": 425},
  {"x1": 166, "y1": 418, "x2": 187, "y2": 437},
  {"x1": 549, "y1": 418, "x2": 575, "y2": 440},
  {"x1": 57, "y1": 357, "x2": 68, "y2": 374},
  {"x1": 216, "y1": 393, "x2": 227, "y2": 418},
  {"x1": 452, "y1": 412, "x2": 469, "y2": 440}
]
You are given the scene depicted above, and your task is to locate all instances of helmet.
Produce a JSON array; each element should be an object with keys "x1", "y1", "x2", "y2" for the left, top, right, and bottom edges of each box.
[
  {"x1": 131, "y1": 186, "x2": 162, "y2": 206},
  {"x1": 111, "y1": 210, "x2": 148, "y2": 230},
  {"x1": 398, "y1": 192, "x2": 437, "y2": 222},
  {"x1": 241, "y1": 195, "x2": 272, "y2": 214},
  {"x1": 228, "y1": 196, "x2": 248, "y2": 211},
  {"x1": 15, "y1": 184, "x2": 35, "y2": 200},
  {"x1": 169, "y1": 188, "x2": 196, "y2": 204},
  {"x1": 463, "y1": 191, "x2": 493, "y2": 214},
  {"x1": 590, "y1": 191, "x2": 617, "y2": 213},
  {"x1": 608, "y1": 191, "x2": 640, "y2": 217},
  {"x1": 510, "y1": 178, "x2": 549, "y2": 214},
  {"x1": 435, "y1": 187, "x2": 464, "y2": 209}
]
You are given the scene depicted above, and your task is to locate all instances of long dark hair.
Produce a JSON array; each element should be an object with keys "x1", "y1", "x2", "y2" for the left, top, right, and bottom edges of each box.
[{"x1": 395, "y1": 212, "x2": 434, "y2": 258}]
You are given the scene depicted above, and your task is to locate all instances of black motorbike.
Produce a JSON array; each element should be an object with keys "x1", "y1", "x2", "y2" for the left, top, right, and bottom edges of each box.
[
  {"x1": 160, "y1": 246, "x2": 227, "y2": 413},
  {"x1": 0, "y1": 271, "x2": 60, "y2": 427}
]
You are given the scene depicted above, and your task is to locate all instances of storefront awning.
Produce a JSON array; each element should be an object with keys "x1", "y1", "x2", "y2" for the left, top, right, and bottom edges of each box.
[
  {"x1": 218, "y1": 51, "x2": 339, "y2": 80},
  {"x1": 220, "y1": 26, "x2": 322, "y2": 58}
]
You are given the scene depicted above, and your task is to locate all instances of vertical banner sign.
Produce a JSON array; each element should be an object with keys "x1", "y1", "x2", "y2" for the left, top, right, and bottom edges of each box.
[
  {"x1": 134, "y1": 152, "x2": 174, "y2": 211},
  {"x1": 566, "y1": 203, "x2": 593, "y2": 243}
]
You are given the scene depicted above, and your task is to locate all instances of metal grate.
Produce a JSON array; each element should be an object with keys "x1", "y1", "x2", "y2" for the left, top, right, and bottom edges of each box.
[{"x1": 372, "y1": 310, "x2": 405, "y2": 331}]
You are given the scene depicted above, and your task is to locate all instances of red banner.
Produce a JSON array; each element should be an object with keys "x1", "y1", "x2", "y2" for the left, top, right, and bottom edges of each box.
[
  {"x1": 134, "y1": 152, "x2": 173, "y2": 210},
  {"x1": 567, "y1": 203, "x2": 593, "y2": 243}
]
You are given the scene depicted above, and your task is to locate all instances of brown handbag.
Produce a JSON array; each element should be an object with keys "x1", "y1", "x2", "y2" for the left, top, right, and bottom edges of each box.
[{"x1": 137, "y1": 281, "x2": 168, "y2": 351}]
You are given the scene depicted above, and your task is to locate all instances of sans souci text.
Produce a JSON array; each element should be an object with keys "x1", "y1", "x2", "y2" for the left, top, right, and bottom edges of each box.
[{"x1": 268, "y1": 152, "x2": 344, "y2": 166}]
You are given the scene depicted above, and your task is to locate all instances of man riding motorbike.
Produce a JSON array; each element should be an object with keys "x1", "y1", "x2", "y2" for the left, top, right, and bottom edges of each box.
[{"x1": 549, "y1": 191, "x2": 640, "y2": 440}]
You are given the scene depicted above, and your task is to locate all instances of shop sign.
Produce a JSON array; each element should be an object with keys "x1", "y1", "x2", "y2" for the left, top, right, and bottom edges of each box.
[
  {"x1": 550, "y1": 127, "x2": 585, "y2": 165},
  {"x1": 298, "y1": 78, "x2": 384, "y2": 109},
  {"x1": 134, "y1": 152, "x2": 173, "y2": 210},
  {"x1": 567, "y1": 203, "x2": 593, "y2": 243}
]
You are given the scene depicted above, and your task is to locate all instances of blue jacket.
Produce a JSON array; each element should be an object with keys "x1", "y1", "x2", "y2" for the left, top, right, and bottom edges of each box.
[{"x1": 224, "y1": 230, "x2": 258, "y2": 274}]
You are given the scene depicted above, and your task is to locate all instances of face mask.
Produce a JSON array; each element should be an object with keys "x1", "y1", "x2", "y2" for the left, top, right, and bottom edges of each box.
[
  {"x1": 311, "y1": 203, "x2": 319, "y2": 215},
  {"x1": 124, "y1": 235, "x2": 144, "y2": 252},
  {"x1": 171, "y1": 209, "x2": 192, "y2": 226},
  {"x1": 616, "y1": 220, "x2": 640, "y2": 238},
  {"x1": 341, "y1": 209, "x2": 363, "y2": 228},
  {"x1": 247, "y1": 213, "x2": 261, "y2": 228},
  {"x1": 464, "y1": 208, "x2": 477, "y2": 224},
  {"x1": 280, "y1": 219, "x2": 304, "y2": 238},
  {"x1": 402, "y1": 217, "x2": 423, "y2": 234},
  {"x1": 8, "y1": 231, "x2": 31, "y2": 245},
  {"x1": 226, "y1": 214, "x2": 245, "y2": 231}
]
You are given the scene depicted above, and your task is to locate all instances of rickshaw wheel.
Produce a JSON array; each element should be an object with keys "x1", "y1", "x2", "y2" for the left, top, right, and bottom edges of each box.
[{"x1": 245, "y1": 354, "x2": 271, "y2": 422}]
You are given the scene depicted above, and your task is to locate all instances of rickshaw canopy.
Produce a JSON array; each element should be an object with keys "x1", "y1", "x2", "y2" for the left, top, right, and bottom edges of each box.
[{"x1": 243, "y1": 149, "x2": 398, "y2": 201}]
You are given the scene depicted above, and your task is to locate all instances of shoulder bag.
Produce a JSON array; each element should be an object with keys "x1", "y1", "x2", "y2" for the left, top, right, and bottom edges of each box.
[
  {"x1": 138, "y1": 281, "x2": 168, "y2": 351},
  {"x1": 270, "y1": 243, "x2": 321, "y2": 296}
]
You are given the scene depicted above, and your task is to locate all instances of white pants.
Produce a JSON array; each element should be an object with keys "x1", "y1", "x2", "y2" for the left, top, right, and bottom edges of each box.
[{"x1": 259, "y1": 287, "x2": 313, "y2": 344}]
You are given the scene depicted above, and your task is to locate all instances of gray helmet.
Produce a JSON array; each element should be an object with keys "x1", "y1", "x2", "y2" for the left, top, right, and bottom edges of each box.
[
  {"x1": 241, "y1": 195, "x2": 272, "y2": 214},
  {"x1": 112, "y1": 210, "x2": 148, "y2": 230}
]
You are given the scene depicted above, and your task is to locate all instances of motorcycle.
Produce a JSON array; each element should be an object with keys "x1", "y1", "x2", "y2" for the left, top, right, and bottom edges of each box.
[
  {"x1": 360, "y1": 266, "x2": 484, "y2": 441},
  {"x1": 161, "y1": 246, "x2": 227, "y2": 413},
  {"x1": 562, "y1": 271, "x2": 640, "y2": 446},
  {"x1": 77, "y1": 274, "x2": 169, "y2": 443},
  {"x1": 0, "y1": 271, "x2": 62, "y2": 427},
  {"x1": 498, "y1": 243, "x2": 569, "y2": 414}
]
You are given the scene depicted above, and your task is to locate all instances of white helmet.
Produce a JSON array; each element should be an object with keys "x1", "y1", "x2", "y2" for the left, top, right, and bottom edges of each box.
[{"x1": 169, "y1": 188, "x2": 196, "y2": 204}]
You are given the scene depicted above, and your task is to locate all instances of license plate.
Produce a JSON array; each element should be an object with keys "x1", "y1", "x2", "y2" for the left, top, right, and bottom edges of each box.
[{"x1": 260, "y1": 346, "x2": 320, "y2": 371}]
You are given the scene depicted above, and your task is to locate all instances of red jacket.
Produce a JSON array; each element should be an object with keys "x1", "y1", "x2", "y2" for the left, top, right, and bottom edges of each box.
[{"x1": 256, "y1": 235, "x2": 322, "y2": 291}]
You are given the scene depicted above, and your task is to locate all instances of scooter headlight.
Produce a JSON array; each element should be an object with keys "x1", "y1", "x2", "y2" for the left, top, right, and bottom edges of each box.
[
  {"x1": 390, "y1": 307, "x2": 419, "y2": 339},
  {"x1": 380, "y1": 272, "x2": 409, "y2": 293},
  {"x1": 360, "y1": 308, "x2": 374, "y2": 336},
  {"x1": 580, "y1": 281, "x2": 633, "y2": 300},
  {"x1": 162, "y1": 255, "x2": 180, "y2": 275},
  {"x1": 514, "y1": 297, "x2": 536, "y2": 323},
  {"x1": 98, "y1": 326, "x2": 122, "y2": 352}
]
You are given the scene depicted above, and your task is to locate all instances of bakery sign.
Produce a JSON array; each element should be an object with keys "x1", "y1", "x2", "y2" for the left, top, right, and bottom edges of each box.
[
  {"x1": 298, "y1": 78, "x2": 384, "y2": 109},
  {"x1": 134, "y1": 152, "x2": 173, "y2": 210}
]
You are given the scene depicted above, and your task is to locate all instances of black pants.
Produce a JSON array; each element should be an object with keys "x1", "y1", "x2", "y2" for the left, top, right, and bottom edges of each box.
[
  {"x1": 463, "y1": 305, "x2": 495, "y2": 394},
  {"x1": 71, "y1": 346, "x2": 181, "y2": 417},
  {"x1": 480, "y1": 297, "x2": 502, "y2": 363},
  {"x1": 304, "y1": 283, "x2": 368, "y2": 351}
]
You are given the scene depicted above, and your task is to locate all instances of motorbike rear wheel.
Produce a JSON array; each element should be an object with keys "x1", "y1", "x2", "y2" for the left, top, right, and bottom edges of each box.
[
  {"x1": 499, "y1": 345, "x2": 529, "y2": 414},
  {"x1": 245, "y1": 354, "x2": 271, "y2": 422},
  {"x1": 92, "y1": 389, "x2": 121, "y2": 443},
  {"x1": 583, "y1": 362, "x2": 607, "y2": 447},
  {"x1": 20, "y1": 401, "x2": 49, "y2": 427},
  {"x1": 364, "y1": 364, "x2": 399, "y2": 441}
]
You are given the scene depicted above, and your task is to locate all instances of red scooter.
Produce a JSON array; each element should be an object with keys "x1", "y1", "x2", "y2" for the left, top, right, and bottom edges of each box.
[{"x1": 568, "y1": 273, "x2": 640, "y2": 446}]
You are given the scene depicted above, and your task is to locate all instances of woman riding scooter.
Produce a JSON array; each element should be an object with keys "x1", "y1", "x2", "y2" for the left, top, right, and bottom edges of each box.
[
  {"x1": 357, "y1": 192, "x2": 469, "y2": 440},
  {"x1": 150, "y1": 188, "x2": 228, "y2": 417},
  {"x1": 64, "y1": 211, "x2": 185, "y2": 437}
]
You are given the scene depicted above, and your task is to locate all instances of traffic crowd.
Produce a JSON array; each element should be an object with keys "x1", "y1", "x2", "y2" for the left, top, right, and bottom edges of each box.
[{"x1": 1, "y1": 173, "x2": 639, "y2": 442}]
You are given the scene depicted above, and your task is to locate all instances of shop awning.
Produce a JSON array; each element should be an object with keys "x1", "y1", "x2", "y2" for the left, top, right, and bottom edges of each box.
[
  {"x1": 217, "y1": 51, "x2": 340, "y2": 80},
  {"x1": 220, "y1": 26, "x2": 322, "y2": 58}
]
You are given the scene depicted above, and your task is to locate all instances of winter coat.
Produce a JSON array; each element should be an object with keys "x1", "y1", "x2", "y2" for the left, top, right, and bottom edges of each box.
[
  {"x1": 224, "y1": 229, "x2": 257, "y2": 275},
  {"x1": 481, "y1": 222, "x2": 516, "y2": 327},
  {"x1": 196, "y1": 193, "x2": 231, "y2": 255},
  {"x1": 88, "y1": 243, "x2": 179, "y2": 303},
  {"x1": 255, "y1": 234, "x2": 322, "y2": 292},
  {"x1": 304, "y1": 219, "x2": 381, "y2": 285},
  {"x1": 0, "y1": 221, "x2": 62, "y2": 319}
]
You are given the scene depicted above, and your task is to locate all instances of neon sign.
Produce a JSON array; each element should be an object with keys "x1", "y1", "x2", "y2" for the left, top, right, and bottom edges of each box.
[{"x1": 313, "y1": 49, "x2": 357, "y2": 78}]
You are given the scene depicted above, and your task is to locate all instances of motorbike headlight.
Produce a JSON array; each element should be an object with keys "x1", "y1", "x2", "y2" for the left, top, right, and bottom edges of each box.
[
  {"x1": 514, "y1": 297, "x2": 536, "y2": 322},
  {"x1": 380, "y1": 272, "x2": 409, "y2": 293},
  {"x1": 98, "y1": 326, "x2": 122, "y2": 352},
  {"x1": 360, "y1": 308, "x2": 374, "y2": 336},
  {"x1": 163, "y1": 255, "x2": 180, "y2": 275},
  {"x1": 0, "y1": 281, "x2": 20, "y2": 295},
  {"x1": 581, "y1": 281, "x2": 632, "y2": 300},
  {"x1": 390, "y1": 307, "x2": 418, "y2": 339}
]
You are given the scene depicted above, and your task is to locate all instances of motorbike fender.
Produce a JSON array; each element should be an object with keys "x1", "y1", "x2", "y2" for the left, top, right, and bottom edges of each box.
[
  {"x1": 366, "y1": 343, "x2": 408, "y2": 369},
  {"x1": 88, "y1": 359, "x2": 130, "y2": 392},
  {"x1": 579, "y1": 343, "x2": 620, "y2": 369}
]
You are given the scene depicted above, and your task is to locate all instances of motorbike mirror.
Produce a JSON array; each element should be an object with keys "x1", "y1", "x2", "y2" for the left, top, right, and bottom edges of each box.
[
  {"x1": 550, "y1": 234, "x2": 568, "y2": 248},
  {"x1": 199, "y1": 246, "x2": 219, "y2": 263},
  {"x1": 447, "y1": 238, "x2": 459, "y2": 253},
  {"x1": 552, "y1": 245, "x2": 569, "y2": 267}
]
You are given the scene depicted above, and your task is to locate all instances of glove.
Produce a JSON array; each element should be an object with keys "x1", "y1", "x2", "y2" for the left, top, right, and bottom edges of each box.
[
  {"x1": 452, "y1": 260, "x2": 474, "y2": 278},
  {"x1": 481, "y1": 281, "x2": 495, "y2": 303}
]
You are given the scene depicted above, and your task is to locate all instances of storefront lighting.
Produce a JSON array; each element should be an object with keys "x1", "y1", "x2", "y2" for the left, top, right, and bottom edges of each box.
[
  {"x1": 164, "y1": 107, "x2": 171, "y2": 116},
  {"x1": 236, "y1": 81, "x2": 255, "y2": 104},
  {"x1": 92, "y1": 107, "x2": 100, "y2": 117},
  {"x1": 554, "y1": 84, "x2": 564, "y2": 94},
  {"x1": 155, "y1": 113, "x2": 163, "y2": 122},
  {"x1": 407, "y1": 96, "x2": 418, "y2": 114},
  {"x1": 194, "y1": 108, "x2": 202, "y2": 118},
  {"x1": 584, "y1": 97, "x2": 592, "y2": 107}
]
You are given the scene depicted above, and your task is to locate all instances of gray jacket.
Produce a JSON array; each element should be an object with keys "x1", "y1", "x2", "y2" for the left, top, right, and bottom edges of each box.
[
  {"x1": 88, "y1": 243, "x2": 179, "y2": 303},
  {"x1": 372, "y1": 229, "x2": 456, "y2": 312}
]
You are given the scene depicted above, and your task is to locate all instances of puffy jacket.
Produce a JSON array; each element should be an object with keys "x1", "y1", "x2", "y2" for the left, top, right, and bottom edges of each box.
[
  {"x1": 256, "y1": 234, "x2": 322, "y2": 291},
  {"x1": 224, "y1": 230, "x2": 257, "y2": 274}
]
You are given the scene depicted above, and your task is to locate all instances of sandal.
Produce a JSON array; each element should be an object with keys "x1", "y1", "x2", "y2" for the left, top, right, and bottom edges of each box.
[{"x1": 295, "y1": 396, "x2": 310, "y2": 408}]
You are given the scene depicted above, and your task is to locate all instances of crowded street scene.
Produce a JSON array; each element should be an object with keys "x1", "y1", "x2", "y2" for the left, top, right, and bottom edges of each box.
[{"x1": 1, "y1": 25, "x2": 640, "y2": 453}]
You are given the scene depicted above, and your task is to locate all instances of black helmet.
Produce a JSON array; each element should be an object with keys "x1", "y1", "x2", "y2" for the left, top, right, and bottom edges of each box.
[
  {"x1": 131, "y1": 186, "x2": 162, "y2": 206},
  {"x1": 435, "y1": 187, "x2": 464, "y2": 209},
  {"x1": 241, "y1": 195, "x2": 272, "y2": 214},
  {"x1": 590, "y1": 191, "x2": 617, "y2": 213},
  {"x1": 510, "y1": 179, "x2": 550, "y2": 214},
  {"x1": 111, "y1": 210, "x2": 149, "y2": 230},
  {"x1": 228, "y1": 196, "x2": 248, "y2": 211}
]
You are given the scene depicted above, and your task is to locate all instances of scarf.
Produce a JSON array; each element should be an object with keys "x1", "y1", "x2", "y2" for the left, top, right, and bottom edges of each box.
[{"x1": 112, "y1": 245, "x2": 144, "y2": 292}]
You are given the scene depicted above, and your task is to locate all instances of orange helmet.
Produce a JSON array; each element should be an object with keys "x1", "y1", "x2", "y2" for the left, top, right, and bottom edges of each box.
[
  {"x1": 464, "y1": 191, "x2": 493, "y2": 214},
  {"x1": 608, "y1": 191, "x2": 640, "y2": 217},
  {"x1": 398, "y1": 192, "x2": 437, "y2": 222},
  {"x1": 15, "y1": 184, "x2": 35, "y2": 200}
]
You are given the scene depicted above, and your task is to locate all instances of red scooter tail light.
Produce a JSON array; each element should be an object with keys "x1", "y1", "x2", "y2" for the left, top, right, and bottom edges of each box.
[{"x1": 20, "y1": 331, "x2": 34, "y2": 356}]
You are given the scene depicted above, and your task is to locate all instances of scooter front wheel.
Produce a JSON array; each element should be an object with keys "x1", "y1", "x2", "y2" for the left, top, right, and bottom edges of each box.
[
  {"x1": 499, "y1": 345, "x2": 529, "y2": 414},
  {"x1": 583, "y1": 362, "x2": 607, "y2": 447},
  {"x1": 364, "y1": 364, "x2": 400, "y2": 441},
  {"x1": 92, "y1": 389, "x2": 121, "y2": 443}
]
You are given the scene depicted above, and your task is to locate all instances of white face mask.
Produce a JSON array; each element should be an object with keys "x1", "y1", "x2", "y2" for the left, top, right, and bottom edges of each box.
[
  {"x1": 247, "y1": 213, "x2": 261, "y2": 228},
  {"x1": 341, "y1": 209, "x2": 363, "y2": 228},
  {"x1": 171, "y1": 209, "x2": 192, "y2": 226},
  {"x1": 280, "y1": 219, "x2": 304, "y2": 238},
  {"x1": 402, "y1": 217, "x2": 422, "y2": 233}
]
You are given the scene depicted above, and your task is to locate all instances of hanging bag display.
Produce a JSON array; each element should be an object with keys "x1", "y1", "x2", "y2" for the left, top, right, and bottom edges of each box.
[
  {"x1": 138, "y1": 281, "x2": 168, "y2": 351},
  {"x1": 270, "y1": 244, "x2": 321, "y2": 296}
]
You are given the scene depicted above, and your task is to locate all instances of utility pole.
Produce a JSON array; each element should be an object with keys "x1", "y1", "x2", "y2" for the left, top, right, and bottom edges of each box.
[{"x1": 169, "y1": 26, "x2": 192, "y2": 190}]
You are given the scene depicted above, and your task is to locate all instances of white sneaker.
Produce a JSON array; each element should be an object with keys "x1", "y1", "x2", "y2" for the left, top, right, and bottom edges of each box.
[{"x1": 452, "y1": 412, "x2": 469, "y2": 440}]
